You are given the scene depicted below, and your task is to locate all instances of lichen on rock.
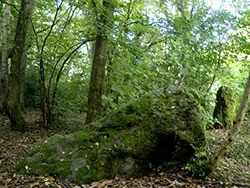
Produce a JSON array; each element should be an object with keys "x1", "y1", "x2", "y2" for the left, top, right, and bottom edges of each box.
[{"x1": 17, "y1": 86, "x2": 206, "y2": 184}]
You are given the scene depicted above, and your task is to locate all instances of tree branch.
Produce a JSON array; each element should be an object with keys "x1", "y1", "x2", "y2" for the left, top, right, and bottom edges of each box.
[
  {"x1": 0, "y1": 0, "x2": 19, "y2": 12},
  {"x1": 51, "y1": 38, "x2": 95, "y2": 106}
]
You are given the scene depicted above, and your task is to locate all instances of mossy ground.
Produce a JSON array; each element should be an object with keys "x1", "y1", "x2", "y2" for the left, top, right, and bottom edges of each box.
[{"x1": 0, "y1": 110, "x2": 250, "y2": 187}]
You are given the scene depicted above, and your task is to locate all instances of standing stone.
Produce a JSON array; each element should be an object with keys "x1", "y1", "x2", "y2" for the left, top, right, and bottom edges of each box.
[{"x1": 213, "y1": 86, "x2": 236, "y2": 128}]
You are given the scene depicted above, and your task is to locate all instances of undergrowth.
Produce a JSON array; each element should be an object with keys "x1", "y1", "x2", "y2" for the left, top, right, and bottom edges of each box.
[{"x1": 206, "y1": 124, "x2": 250, "y2": 185}]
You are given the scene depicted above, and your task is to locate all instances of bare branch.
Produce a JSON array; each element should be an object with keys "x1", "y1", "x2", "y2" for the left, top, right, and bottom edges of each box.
[{"x1": 0, "y1": 0, "x2": 19, "y2": 12}]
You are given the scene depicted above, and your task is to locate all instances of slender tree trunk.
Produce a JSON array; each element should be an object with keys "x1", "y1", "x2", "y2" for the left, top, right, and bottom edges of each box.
[
  {"x1": 86, "y1": 0, "x2": 114, "y2": 123},
  {"x1": 175, "y1": 0, "x2": 190, "y2": 86},
  {"x1": 39, "y1": 59, "x2": 47, "y2": 126},
  {"x1": 0, "y1": 2, "x2": 10, "y2": 113},
  {"x1": 39, "y1": 0, "x2": 63, "y2": 127},
  {"x1": 51, "y1": 39, "x2": 94, "y2": 110},
  {"x1": 6, "y1": 0, "x2": 35, "y2": 131},
  {"x1": 211, "y1": 71, "x2": 250, "y2": 171},
  {"x1": 207, "y1": 42, "x2": 223, "y2": 92},
  {"x1": 20, "y1": 51, "x2": 28, "y2": 111}
]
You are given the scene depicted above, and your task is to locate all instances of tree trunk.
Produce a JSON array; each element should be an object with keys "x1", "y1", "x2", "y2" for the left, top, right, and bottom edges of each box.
[
  {"x1": 39, "y1": 59, "x2": 48, "y2": 126},
  {"x1": 175, "y1": 0, "x2": 190, "y2": 86},
  {"x1": 20, "y1": 51, "x2": 28, "y2": 111},
  {"x1": 86, "y1": 0, "x2": 114, "y2": 123},
  {"x1": 6, "y1": 0, "x2": 35, "y2": 131},
  {"x1": 39, "y1": 0, "x2": 63, "y2": 127},
  {"x1": 211, "y1": 70, "x2": 250, "y2": 171},
  {"x1": 0, "y1": 2, "x2": 10, "y2": 113},
  {"x1": 51, "y1": 39, "x2": 94, "y2": 109}
]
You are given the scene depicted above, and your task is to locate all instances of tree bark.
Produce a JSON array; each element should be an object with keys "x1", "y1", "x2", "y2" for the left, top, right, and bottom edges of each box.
[
  {"x1": 39, "y1": 0, "x2": 63, "y2": 127},
  {"x1": 20, "y1": 48, "x2": 28, "y2": 111},
  {"x1": 86, "y1": 0, "x2": 114, "y2": 123},
  {"x1": 0, "y1": 2, "x2": 10, "y2": 113},
  {"x1": 211, "y1": 70, "x2": 250, "y2": 170},
  {"x1": 175, "y1": 0, "x2": 191, "y2": 86},
  {"x1": 6, "y1": 0, "x2": 35, "y2": 131}
]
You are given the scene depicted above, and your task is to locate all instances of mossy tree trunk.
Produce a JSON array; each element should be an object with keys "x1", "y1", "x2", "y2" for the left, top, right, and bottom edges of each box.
[
  {"x1": 86, "y1": 0, "x2": 114, "y2": 123},
  {"x1": 0, "y1": 2, "x2": 10, "y2": 113},
  {"x1": 211, "y1": 71, "x2": 250, "y2": 171},
  {"x1": 6, "y1": 0, "x2": 35, "y2": 131}
]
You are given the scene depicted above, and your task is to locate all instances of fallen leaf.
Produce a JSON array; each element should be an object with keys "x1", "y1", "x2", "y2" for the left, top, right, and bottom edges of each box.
[
  {"x1": 73, "y1": 186, "x2": 81, "y2": 188},
  {"x1": 49, "y1": 177, "x2": 55, "y2": 182},
  {"x1": 90, "y1": 181, "x2": 99, "y2": 188},
  {"x1": 86, "y1": 165, "x2": 90, "y2": 170},
  {"x1": 29, "y1": 182, "x2": 39, "y2": 187},
  {"x1": 98, "y1": 180, "x2": 113, "y2": 188}
]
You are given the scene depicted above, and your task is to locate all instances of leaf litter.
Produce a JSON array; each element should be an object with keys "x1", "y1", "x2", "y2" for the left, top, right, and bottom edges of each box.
[{"x1": 0, "y1": 110, "x2": 249, "y2": 187}]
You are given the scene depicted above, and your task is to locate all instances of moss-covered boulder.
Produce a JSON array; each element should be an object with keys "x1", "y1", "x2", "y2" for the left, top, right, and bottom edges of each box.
[
  {"x1": 213, "y1": 86, "x2": 236, "y2": 128},
  {"x1": 17, "y1": 86, "x2": 206, "y2": 183}
]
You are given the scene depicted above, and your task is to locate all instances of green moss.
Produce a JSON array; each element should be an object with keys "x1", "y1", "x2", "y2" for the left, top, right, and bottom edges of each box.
[
  {"x1": 213, "y1": 86, "x2": 236, "y2": 128},
  {"x1": 17, "y1": 86, "x2": 206, "y2": 184}
]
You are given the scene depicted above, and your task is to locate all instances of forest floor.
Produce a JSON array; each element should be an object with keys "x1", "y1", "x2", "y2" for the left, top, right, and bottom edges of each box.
[{"x1": 0, "y1": 110, "x2": 250, "y2": 188}]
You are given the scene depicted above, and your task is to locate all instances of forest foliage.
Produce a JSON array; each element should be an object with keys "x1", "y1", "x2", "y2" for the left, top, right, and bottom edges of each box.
[
  {"x1": 0, "y1": 0, "x2": 249, "y2": 116},
  {"x1": 0, "y1": 0, "x2": 250, "y2": 184}
]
